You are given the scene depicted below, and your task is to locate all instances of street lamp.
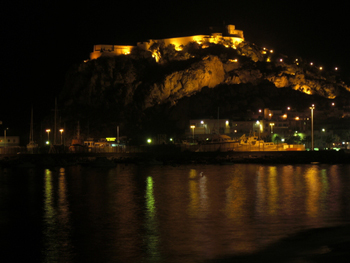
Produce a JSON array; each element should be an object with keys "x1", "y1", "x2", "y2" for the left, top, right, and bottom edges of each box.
[
  {"x1": 59, "y1": 129, "x2": 64, "y2": 145},
  {"x1": 255, "y1": 121, "x2": 261, "y2": 139},
  {"x1": 190, "y1": 125, "x2": 195, "y2": 141},
  {"x1": 309, "y1": 104, "x2": 315, "y2": 151},
  {"x1": 46, "y1": 129, "x2": 51, "y2": 145},
  {"x1": 270, "y1": 123, "x2": 275, "y2": 133},
  {"x1": 4, "y1": 128, "x2": 8, "y2": 152}
]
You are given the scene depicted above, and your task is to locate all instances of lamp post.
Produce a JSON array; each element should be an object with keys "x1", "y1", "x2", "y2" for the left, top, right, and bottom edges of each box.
[
  {"x1": 46, "y1": 129, "x2": 51, "y2": 145},
  {"x1": 309, "y1": 104, "x2": 315, "y2": 151},
  {"x1": 190, "y1": 125, "x2": 195, "y2": 141},
  {"x1": 59, "y1": 129, "x2": 64, "y2": 145},
  {"x1": 270, "y1": 123, "x2": 275, "y2": 133},
  {"x1": 4, "y1": 128, "x2": 8, "y2": 153}
]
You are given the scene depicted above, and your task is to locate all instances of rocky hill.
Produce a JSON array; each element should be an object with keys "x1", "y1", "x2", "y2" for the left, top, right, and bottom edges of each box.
[{"x1": 59, "y1": 41, "x2": 350, "y2": 142}]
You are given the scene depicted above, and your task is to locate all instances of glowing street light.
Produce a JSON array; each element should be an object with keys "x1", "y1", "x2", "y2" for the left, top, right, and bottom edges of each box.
[
  {"x1": 59, "y1": 129, "x2": 64, "y2": 145},
  {"x1": 269, "y1": 123, "x2": 275, "y2": 133},
  {"x1": 255, "y1": 121, "x2": 261, "y2": 139},
  {"x1": 46, "y1": 129, "x2": 51, "y2": 145},
  {"x1": 309, "y1": 104, "x2": 315, "y2": 151},
  {"x1": 190, "y1": 125, "x2": 195, "y2": 140}
]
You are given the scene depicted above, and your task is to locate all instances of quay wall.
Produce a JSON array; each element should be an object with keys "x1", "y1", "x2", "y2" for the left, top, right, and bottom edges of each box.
[{"x1": 1, "y1": 150, "x2": 349, "y2": 167}]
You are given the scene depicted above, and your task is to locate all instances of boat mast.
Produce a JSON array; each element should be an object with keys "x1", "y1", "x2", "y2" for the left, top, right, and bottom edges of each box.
[
  {"x1": 29, "y1": 106, "x2": 34, "y2": 143},
  {"x1": 77, "y1": 121, "x2": 80, "y2": 140},
  {"x1": 54, "y1": 97, "x2": 57, "y2": 145}
]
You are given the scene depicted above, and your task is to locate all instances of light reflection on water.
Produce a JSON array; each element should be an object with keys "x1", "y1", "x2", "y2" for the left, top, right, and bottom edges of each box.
[{"x1": 1, "y1": 163, "x2": 350, "y2": 262}]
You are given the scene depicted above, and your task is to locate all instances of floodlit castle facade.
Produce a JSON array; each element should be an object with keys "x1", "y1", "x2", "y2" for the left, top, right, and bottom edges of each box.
[{"x1": 90, "y1": 25, "x2": 244, "y2": 61}]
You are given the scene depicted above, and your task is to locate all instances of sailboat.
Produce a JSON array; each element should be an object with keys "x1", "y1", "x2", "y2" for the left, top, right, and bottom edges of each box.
[
  {"x1": 69, "y1": 121, "x2": 85, "y2": 152},
  {"x1": 27, "y1": 106, "x2": 38, "y2": 153}
]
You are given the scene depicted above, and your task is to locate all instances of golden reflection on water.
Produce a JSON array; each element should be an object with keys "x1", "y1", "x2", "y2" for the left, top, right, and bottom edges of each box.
[
  {"x1": 305, "y1": 166, "x2": 322, "y2": 218},
  {"x1": 267, "y1": 166, "x2": 278, "y2": 215},
  {"x1": 43, "y1": 168, "x2": 72, "y2": 262},
  {"x1": 43, "y1": 169, "x2": 58, "y2": 261},
  {"x1": 33, "y1": 164, "x2": 350, "y2": 262},
  {"x1": 188, "y1": 169, "x2": 209, "y2": 218},
  {"x1": 145, "y1": 176, "x2": 160, "y2": 261},
  {"x1": 281, "y1": 166, "x2": 294, "y2": 216}
]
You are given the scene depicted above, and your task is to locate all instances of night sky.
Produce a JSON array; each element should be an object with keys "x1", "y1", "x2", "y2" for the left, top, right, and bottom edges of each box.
[{"x1": 1, "y1": 1, "x2": 349, "y2": 133}]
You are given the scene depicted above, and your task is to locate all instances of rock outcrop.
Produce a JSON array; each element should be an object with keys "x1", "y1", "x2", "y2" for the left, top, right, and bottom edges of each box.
[
  {"x1": 59, "y1": 41, "x2": 350, "y2": 139},
  {"x1": 145, "y1": 55, "x2": 225, "y2": 107}
]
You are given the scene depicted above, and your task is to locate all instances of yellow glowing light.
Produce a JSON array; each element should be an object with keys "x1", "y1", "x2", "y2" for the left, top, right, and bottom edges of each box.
[
  {"x1": 270, "y1": 50, "x2": 273, "y2": 53},
  {"x1": 282, "y1": 114, "x2": 287, "y2": 119},
  {"x1": 279, "y1": 58, "x2": 283, "y2": 62},
  {"x1": 229, "y1": 59, "x2": 238, "y2": 62},
  {"x1": 266, "y1": 57, "x2": 271, "y2": 62},
  {"x1": 106, "y1": 137, "x2": 116, "y2": 141},
  {"x1": 295, "y1": 117, "x2": 300, "y2": 120},
  {"x1": 310, "y1": 62, "x2": 313, "y2": 66},
  {"x1": 262, "y1": 51, "x2": 267, "y2": 54},
  {"x1": 335, "y1": 67, "x2": 338, "y2": 70},
  {"x1": 319, "y1": 67, "x2": 323, "y2": 70},
  {"x1": 287, "y1": 107, "x2": 291, "y2": 110}
]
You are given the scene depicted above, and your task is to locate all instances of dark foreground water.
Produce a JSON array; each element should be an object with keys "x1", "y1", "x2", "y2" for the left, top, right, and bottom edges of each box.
[{"x1": 1, "y1": 163, "x2": 350, "y2": 262}]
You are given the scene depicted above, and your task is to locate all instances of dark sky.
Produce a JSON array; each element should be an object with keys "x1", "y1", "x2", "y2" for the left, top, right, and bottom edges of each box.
[{"x1": 1, "y1": 1, "x2": 349, "y2": 132}]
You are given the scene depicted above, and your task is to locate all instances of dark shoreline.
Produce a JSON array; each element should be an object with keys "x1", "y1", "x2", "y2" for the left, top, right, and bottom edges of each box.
[{"x1": 0, "y1": 150, "x2": 349, "y2": 167}]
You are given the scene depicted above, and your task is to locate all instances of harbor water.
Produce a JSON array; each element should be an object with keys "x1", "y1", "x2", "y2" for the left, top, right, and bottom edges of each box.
[{"x1": 1, "y1": 163, "x2": 350, "y2": 262}]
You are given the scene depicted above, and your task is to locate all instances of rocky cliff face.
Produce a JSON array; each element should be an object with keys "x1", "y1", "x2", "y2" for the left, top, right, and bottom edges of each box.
[
  {"x1": 60, "y1": 41, "x2": 350, "y2": 139},
  {"x1": 62, "y1": 42, "x2": 349, "y2": 110},
  {"x1": 146, "y1": 55, "x2": 225, "y2": 108}
]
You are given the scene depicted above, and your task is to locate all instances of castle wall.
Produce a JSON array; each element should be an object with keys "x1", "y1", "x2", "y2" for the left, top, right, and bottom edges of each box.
[
  {"x1": 90, "y1": 44, "x2": 134, "y2": 60},
  {"x1": 89, "y1": 25, "x2": 244, "y2": 60}
]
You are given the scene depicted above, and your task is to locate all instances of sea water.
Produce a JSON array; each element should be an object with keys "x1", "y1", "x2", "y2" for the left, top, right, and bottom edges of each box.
[{"x1": 1, "y1": 163, "x2": 350, "y2": 262}]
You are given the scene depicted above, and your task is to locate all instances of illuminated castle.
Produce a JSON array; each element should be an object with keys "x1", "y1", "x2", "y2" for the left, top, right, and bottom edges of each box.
[{"x1": 90, "y1": 25, "x2": 244, "y2": 61}]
